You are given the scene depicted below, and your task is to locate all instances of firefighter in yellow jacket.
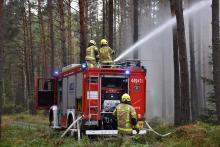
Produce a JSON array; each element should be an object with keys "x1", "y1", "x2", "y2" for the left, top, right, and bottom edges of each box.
[
  {"x1": 113, "y1": 93, "x2": 137, "y2": 135},
  {"x1": 99, "y1": 39, "x2": 115, "y2": 66},
  {"x1": 85, "y1": 40, "x2": 99, "y2": 68}
]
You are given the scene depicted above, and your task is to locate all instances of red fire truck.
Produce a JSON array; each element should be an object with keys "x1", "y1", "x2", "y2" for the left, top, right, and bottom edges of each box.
[{"x1": 36, "y1": 60, "x2": 147, "y2": 136}]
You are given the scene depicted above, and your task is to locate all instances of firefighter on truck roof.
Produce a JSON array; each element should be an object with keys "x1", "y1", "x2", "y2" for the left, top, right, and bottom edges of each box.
[
  {"x1": 85, "y1": 40, "x2": 99, "y2": 68},
  {"x1": 113, "y1": 93, "x2": 138, "y2": 135},
  {"x1": 99, "y1": 39, "x2": 115, "y2": 67}
]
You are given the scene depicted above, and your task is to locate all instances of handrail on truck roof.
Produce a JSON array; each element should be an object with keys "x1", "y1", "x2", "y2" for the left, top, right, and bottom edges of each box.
[{"x1": 61, "y1": 59, "x2": 144, "y2": 71}]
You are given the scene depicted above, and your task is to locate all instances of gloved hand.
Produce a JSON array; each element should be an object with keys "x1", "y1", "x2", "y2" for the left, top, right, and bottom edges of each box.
[
  {"x1": 136, "y1": 128, "x2": 140, "y2": 134},
  {"x1": 131, "y1": 118, "x2": 137, "y2": 126}
]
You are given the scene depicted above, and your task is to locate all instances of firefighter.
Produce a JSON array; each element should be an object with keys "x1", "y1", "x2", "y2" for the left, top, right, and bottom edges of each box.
[
  {"x1": 85, "y1": 40, "x2": 99, "y2": 68},
  {"x1": 99, "y1": 39, "x2": 115, "y2": 67},
  {"x1": 113, "y1": 93, "x2": 138, "y2": 135}
]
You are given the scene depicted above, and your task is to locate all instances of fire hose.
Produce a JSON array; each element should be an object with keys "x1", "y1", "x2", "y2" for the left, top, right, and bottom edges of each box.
[
  {"x1": 60, "y1": 115, "x2": 174, "y2": 138},
  {"x1": 144, "y1": 121, "x2": 174, "y2": 137},
  {"x1": 61, "y1": 115, "x2": 83, "y2": 138}
]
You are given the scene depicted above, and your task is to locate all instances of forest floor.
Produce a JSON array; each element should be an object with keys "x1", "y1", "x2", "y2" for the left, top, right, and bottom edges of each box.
[{"x1": 1, "y1": 112, "x2": 220, "y2": 147}]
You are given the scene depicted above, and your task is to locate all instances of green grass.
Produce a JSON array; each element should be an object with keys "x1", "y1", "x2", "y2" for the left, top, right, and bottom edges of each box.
[
  {"x1": 1, "y1": 114, "x2": 220, "y2": 147},
  {"x1": 2, "y1": 111, "x2": 48, "y2": 125}
]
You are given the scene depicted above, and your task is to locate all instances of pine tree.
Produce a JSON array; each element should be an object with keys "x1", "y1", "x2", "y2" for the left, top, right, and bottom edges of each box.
[
  {"x1": 0, "y1": 0, "x2": 4, "y2": 138},
  {"x1": 38, "y1": 0, "x2": 48, "y2": 77},
  {"x1": 212, "y1": 0, "x2": 220, "y2": 124},
  {"x1": 108, "y1": 0, "x2": 113, "y2": 48},
  {"x1": 48, "y1": 0, "x2": 54, "y2": 70},
  {"x1": 189, "y1": 0, "x2": 198, "y2": 121},
  {"x1": 133, "y1": 0, "x2": 138, "y2": 59},
  {"x1": 170, "y1": 0, "x2": 181, "y2": 125},
  {"x1": 79, "y1": 0, "x2": 88, "y2": 63},
  {"x1": 175, "y1": 0, "x2": 190, "y2": 124}
]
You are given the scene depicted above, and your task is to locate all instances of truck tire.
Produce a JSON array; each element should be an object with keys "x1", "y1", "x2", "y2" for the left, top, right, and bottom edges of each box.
[
  {"x1": 49, "y1": 110, "x2": 53, "y2": 126},
  {"x1": 67, "y1": 115, "x2": 73, "y2": 136},
  {"x1": 68, "y1": 115, "x2": 73, "y2": 127}
]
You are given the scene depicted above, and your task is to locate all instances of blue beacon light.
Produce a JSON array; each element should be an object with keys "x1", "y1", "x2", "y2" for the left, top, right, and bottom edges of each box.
[
  {"x1": 125, "y1": 70, "x2": 130, "y2": 75},
  {"x1": 53, "y1": 69, "x2": 60, "y2": 77},
  {"x1": 81, "y1": 63, "x2": 87, "y2": 70}
]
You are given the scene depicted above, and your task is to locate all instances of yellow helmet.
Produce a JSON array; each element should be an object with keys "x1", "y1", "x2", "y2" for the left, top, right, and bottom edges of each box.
[
  {"x1": 121, "y1": 93, "x2": 131, "y2": 102},
  {"x1": 89, "y1": 40, "x2": 96, "y2": 46},
  {"x1": 100, "y1": 39, "x2": 108, "y2": 46}
]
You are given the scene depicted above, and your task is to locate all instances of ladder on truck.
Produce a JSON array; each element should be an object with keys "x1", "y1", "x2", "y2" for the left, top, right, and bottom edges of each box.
[{"x1": 88, "y1": 74, "x2": 100, "y2": 126}]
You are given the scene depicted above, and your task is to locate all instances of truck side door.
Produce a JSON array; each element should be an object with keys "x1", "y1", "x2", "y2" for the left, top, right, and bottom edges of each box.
[{"x1": 36, "y1": 78, "x2": 57, "y2": 109}]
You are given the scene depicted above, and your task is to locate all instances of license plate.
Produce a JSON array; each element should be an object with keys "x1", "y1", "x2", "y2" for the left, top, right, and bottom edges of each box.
[{"x1": 137, "y1": 121, "x2": 144, "y2": 128}]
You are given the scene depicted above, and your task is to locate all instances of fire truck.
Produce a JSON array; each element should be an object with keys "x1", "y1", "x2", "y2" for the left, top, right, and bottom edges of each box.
[{"x1": 36, "y1": 60, "x2": 147, "y2": 137}]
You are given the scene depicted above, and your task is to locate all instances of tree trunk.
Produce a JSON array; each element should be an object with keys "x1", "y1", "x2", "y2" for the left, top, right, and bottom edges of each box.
[
  {"x1": 67, "y1": 0, "x2": 72, "y2": 64},
  {"x1": 48, "y1": 0, "x2": 54, "y2": 71},
  {"x1": 22, "y1": 14, "x2": 30, "y2": 111},
  {"x1": 113, "y1": 1, "x2": 117, "y2": 50},
  {"x1": 119, "y1": 0, "x2": 125, "y2": 52},
  {"x1": 22, "y1": 2, "x2": 31, "y2": 102},
  {"x1": 170, "y1": 0, "x2": 181, "y2": 125},
  {"x1": 189, "y1": 1, "x2": 198, "y2": 121},
  {"x1": 79, "y1": 0, "x2": 88, "y2": 63},
  {"x1": 89, "y1": 5, "x2": 93, "y2": 38},
  {"x1": 0, "y1": 0, "x2": 4, "y2": 139},
  {"x1": 23, "y1": 65, "x2": 28, "y2": 111},
  {"x1": 27, "y1": 0, "x2": 34, "y2": 84},
  {"x1": 128, "y1": 0, "x2": 133, "y2": 47},
  {"x1": 85, "y1": 0, "x2": 89, "y2": 40},
  {"x1": 173, "y1": 25, "x2": 181, "y2": 125},
  {"x1": 175, "y1": 0, "x2": 190, "y2": 124},
  {"x1": 105, "y1": 0, "x2": 109, "y2": 39},
  {"x1": 212, "y1": 0, "x2": 220, "y2": 124},
  {"x1": 27, "y1": 0, "x2": 35, "y2": 106},
  {"x1": 38, "y1": 0, "x2": 48, "y2": 77},
  {"x1": 108, "y1": 0, "x2": 113, "y2": 48},
  {"x1": 58, "y1": 0, "x2": 67, "y2": 66},
  {"x1": 102, "y1": 0, "x2": 106, "y2": 38},
  {"x1": 133, "y1": 0, "x2": 138, "y2": 59}
]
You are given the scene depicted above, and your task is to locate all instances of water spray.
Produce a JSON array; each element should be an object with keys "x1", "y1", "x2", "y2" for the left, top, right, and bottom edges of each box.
[{"x1": 114, "y1": 0, "x2": 211, "y2": 62}]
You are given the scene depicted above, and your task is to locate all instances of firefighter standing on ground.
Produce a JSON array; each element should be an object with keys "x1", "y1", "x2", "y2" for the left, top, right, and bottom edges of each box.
[
  {"x1": 113, "y1": 93, "x2": 138, "y2": 135},
  {"x1": 85, "y1": 40, "x2": 99, "y2": 68},
  {"x1": 99, "y1": 39, "x2": 115, "y2": 66}
]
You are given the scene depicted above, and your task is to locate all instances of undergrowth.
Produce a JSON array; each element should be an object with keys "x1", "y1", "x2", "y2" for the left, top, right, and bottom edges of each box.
[{"x1": 1, "y1": 114, "x2": 220, "y2": 147}]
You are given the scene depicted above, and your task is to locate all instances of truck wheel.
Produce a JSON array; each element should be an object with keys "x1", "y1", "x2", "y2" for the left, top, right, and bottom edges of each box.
[
  {"x1": 68, "y1": 116, "x2": 73, "y2": 127},
  {"x1": 67, "y1": 116, "x2": 73, "y2": 136},
  {"x1": 49, "y1": 111, "x2": 53, "y2": 126}
]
